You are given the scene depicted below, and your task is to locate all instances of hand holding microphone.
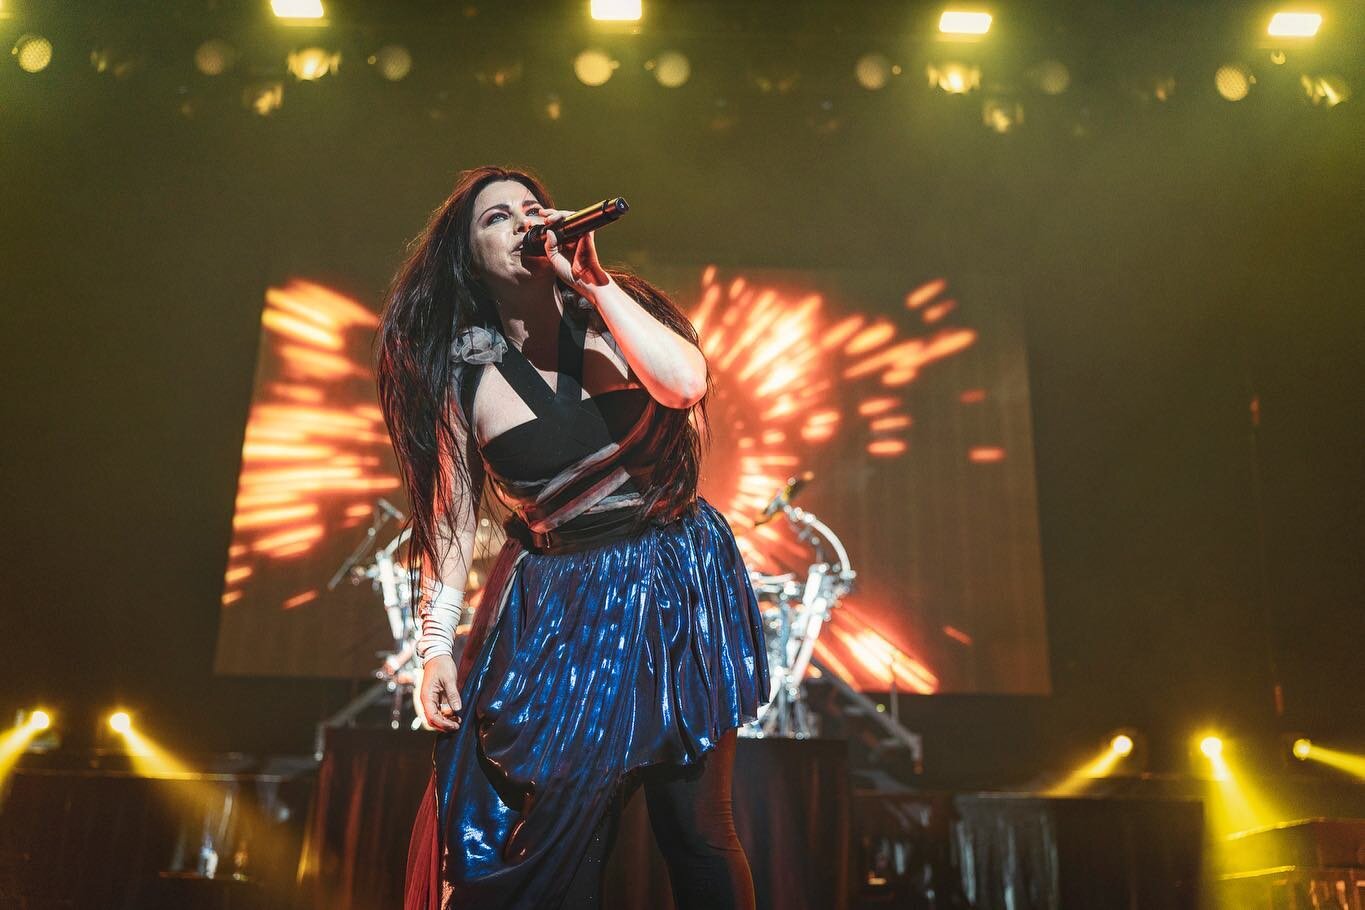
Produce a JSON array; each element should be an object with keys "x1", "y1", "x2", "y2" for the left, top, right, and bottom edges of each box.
[
  {"x1": 520, "y1": 197, "x2": 629, "y2": 258},
  {"x1": 523, "y1": 198, "x2": 629, "y2": 294}
]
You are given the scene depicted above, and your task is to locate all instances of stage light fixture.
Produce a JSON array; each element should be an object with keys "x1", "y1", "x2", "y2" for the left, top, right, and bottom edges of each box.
[
  {"x1": 750, "y1": 61, "x2": 801, "y2": 95},
  {"x1": 1267, "y1": 11, "x2": 1322, "y2": 38},
  {"x1": 7, "y1": 708, "x2": 60, "y2": 760},
  {"x1": 243, "y1": 81, "x2": 284, "y2": 116},
  {"x1": 1292, "y1": 742, "x2": 1365, "y2": 780},
  {"x1": 13, "y1": 34, "x2": 53, "y2": 73},
  {"x1": 591, "y1": 0, "x2": 642, "y2": 22},
  {"x1": 1046, "y1": 728, "x2": 1142, "y2": 795},
  {"x1": 649, "y1": 51, "x2": 690, "y2": 88},
  {"x1": 272, "y1": 0, "x2": 325, "y2": 20},
  {"x1": 195, "y1": 39, "x2": 237, "y2": 76},
  {"x1": 982, "y1": 98, "x2": 1023, "y2": 133},
  {"x1": 927, "y1": 62, "x2": 980, "y2": 94},
  {"x1": 90, "y1": 45, "x2": 146, "y2": 80},
  {"x1": 939, "y1": 10, "x2": 992, "y2": 36},
  {"x1": 475, "y1": 57, "x2": 524, "y2": 88},
  {"x1": 1146, "y1": 76, "x2": 1178, "y2": 103},
  {"x1": 1195, "y1": 733, "x2": 1234, "y2": 781},
  {"x1": 288, "y1": 47, "x2": 339, "y2": 81},
  {"x1": 369, "y1": 44, "x2": 412, "y2": 82},
  {"x1": 1214, "y1": 64, "x2": 1253, "y2": 101},
  {"x1": 109, "y1": 711, "x2": 132, "y2": 734},
  {"x1": 538, "y1": 93, "x2": 564, "y2": 122},
  {"x1": 855, "y1": 53, "x2": 892, "y2": 91},
  {"x1": 1300, "y1": 74, "x2": 1349, "y2": 107},
  {"x1": 1030, "y1": 59, "x2": 1071, "y2": 95},
  {"x1": 574, "y1": 49, "x2": 617, "y2": 86}
]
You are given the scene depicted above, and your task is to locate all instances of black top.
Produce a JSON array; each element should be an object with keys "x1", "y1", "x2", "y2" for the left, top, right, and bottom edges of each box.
[{"x1": 456, "y1": 303, "x2": 660, "y2": 542}]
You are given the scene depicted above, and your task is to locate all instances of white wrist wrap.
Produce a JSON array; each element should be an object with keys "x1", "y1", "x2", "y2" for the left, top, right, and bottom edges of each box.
[{"x1": 416, "y1": 582, "x2": 464, "y2": 666}]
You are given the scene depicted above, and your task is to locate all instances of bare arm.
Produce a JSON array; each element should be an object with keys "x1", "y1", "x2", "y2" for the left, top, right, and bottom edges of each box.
[
  {"x1": 587, "y1": 279, "x2": 708, "y2": 410},
  {"x1": 541, "y1": 210, "x2": 708, "y2": 410},
  {"x1": 417, "y1": 395, "x2": 484, "y2": 732}
]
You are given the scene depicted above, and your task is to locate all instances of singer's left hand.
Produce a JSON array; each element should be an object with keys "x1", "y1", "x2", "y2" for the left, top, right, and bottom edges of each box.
[{"x1": 542, "y1": 209, "x2": 611, "y2": 296}]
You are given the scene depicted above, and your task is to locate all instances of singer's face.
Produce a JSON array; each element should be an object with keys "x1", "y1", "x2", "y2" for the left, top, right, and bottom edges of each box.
[{"x1": 469, "y1": 180, "x2": 552, "y2": 286}]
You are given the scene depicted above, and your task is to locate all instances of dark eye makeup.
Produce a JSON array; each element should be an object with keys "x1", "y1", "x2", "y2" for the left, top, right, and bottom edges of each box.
[{"x1": 484, "y1": 203, "x2": 542, "y2": 227}]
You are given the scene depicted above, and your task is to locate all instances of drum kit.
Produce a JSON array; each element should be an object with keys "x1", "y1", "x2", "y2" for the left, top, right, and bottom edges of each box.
[
  {"x1": 744, "y1": 472, "x2": 856, "y2": 739},
  {"x1": 314, "y1": 477, "x2": 920, "y2": 763}
]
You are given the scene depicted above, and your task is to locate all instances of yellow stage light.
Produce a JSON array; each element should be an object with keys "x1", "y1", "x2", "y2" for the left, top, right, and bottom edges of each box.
[
  {"x1": 109, "y1": 711, "x2": 132, "y2": 734},
  {"x1": 939, "y1": 11, "x2": 993, "y2": 36},
  {"x1": 288, "y1": 47, "x2": 339, "y2": 80},
  {"x1": 650, "y1": 51, "x2": 690, "y2": 88},
  {"x1": 1267, "y1": 12, "x2": 1322, "y2": 38},
  {"x1": 1, "y1": 724, "x2": 41, "y2": 776},
  {"x1": 574, "y1": 49, "x2": 616, "y2": 87},
  {"x1": 1031, "y1": 59, "x2": 1071, "y2": 96},
  {"x1": 927, "y1": 62, "x2": 980, "y2": 95},
  {"x1": 242, "y1": 80, "x2": 284, "y2": 116},
  {"x1": 1215, "y1": 65, "x2": 1254, "y2": 101},
  {"x1": 194, "y1": 39, "x2": 237, "y2": 77},
  {"x1": 1047, "y1": 730, "x2": 1141, "y2": 795},
  {"x1": 13, "y1": 34, "x2": 54, "y2": 73},
  {"x1": 30, "y1": 710, "x2": 51, "y2": 731},
  {"x1": 1292, "y1": 737, "x2": 1313, "y2": 760},
  {"x1": 272, "y1": 0, "x2": 324, "y2": 19},
  {"x1": 1200, "y1": 735, "x2": 1224, "y2": 758},
  {"x1": 369, "y1": 44, "x2": 412, "y2": 82},
  {"x1": 1296, "y1": 742, "x2": 1365, "y2": 780},
  {"x1": 1300, "y1": 74, "x2": 1350, "y2": 108},
  {"x1": 856, "y1": 53, "x2": 893, "y2": 91},
  {"x1": 591, "y1": 0, "x2": 642, "y2": 22}
]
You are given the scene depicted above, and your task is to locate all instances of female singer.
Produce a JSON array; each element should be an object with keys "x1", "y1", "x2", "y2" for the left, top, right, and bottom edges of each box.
[{"x1": 376, "y1": 165, "x2": 770, "y2": 908}]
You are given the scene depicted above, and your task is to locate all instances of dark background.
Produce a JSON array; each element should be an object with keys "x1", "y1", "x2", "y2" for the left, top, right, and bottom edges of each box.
[{"x1": 1, "y1": 0, "x2": 1360, "y2": 784}]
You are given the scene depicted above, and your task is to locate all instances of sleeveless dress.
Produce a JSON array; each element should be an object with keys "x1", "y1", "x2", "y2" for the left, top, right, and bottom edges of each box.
[{"x1": 404, "y1": 301, "x2": 770, "y2": 909}]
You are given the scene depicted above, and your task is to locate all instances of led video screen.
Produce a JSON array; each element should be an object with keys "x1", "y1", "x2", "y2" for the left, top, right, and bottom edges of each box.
[{"x1": 214, "y1": 266, "x2": 1048, "y2": 694}]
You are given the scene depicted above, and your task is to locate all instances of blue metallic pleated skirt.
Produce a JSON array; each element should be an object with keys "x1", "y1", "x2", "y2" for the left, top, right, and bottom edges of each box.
[{"x1": 416, "y1": 496, "x2": 770, "y2": 908}]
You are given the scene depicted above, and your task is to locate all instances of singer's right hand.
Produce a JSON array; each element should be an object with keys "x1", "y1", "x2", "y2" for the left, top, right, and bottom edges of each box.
[
  {"x1": 418, "y1": 655, "x2": 462, "y2": 732},
  {"x1": 542, "y1": 209, "x2": 610, "y2": 293}
]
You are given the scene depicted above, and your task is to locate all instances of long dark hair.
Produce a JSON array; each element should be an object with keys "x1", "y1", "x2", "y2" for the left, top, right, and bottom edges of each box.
[{"x1": 374, "y1": 165, "x2": 712, "y2": 589}]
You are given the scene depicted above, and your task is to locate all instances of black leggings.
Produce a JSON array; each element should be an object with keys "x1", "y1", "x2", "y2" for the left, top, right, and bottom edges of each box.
[{"x1": 561, "y1": 728, "x2": 755, "y2": 910}]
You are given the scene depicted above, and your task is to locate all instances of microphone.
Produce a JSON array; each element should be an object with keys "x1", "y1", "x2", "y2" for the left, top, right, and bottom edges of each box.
[
  {"x1": 754, "y1": 471, "x2": 815, "y2": 527},
  {"x1": 520, "y1": 197, "x2": 629, "y2": 258}
]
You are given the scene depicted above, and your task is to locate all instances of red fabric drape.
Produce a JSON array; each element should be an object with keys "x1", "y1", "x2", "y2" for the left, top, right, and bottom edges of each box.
[{"x1": 403, "y1": 772, "x2": 441, "y2": 910}]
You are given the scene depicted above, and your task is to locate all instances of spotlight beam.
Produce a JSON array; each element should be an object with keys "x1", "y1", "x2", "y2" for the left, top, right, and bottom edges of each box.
[
  {"x1": 1299, "y1": 743, "x2": 1365, "y2": 780},
  {"x1": 1, "y1": 711, "x2": 53, "y2": 780}
]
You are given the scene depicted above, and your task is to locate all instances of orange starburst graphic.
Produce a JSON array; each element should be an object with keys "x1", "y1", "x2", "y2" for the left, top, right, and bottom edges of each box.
[
  {"x1": 690, "y1": 267, "x2": 980, "y2": 692},
  {"x1": 222, "y1": 280, "x2": 401, "y2": 611}
]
